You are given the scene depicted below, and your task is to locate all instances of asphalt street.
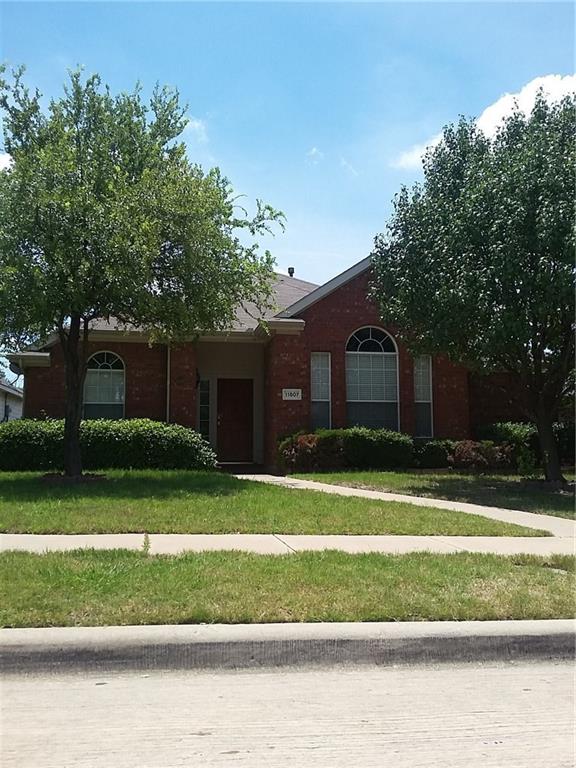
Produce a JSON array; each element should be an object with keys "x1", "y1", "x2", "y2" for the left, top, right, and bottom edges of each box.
[{"x1": 1, "y1": 661, "x2": 573, "y2": 767}]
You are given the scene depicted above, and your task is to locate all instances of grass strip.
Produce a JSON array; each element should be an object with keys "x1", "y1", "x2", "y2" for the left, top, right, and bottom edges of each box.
[
  {"x1": 1, "y1": 550, "x2": 573, "y2": 627},
  {"x1": 0, "y1": 470, "x2": 546, "y2": 536},
  {"x1": 295, "y1": 470, "x2": 575, "y2": 519}
]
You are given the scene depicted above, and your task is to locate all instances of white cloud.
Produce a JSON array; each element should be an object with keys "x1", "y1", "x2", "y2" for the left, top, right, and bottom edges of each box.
[
  {"x1": 476, "y1": 73, "x2": 576, "y2": 137},
  {"x1": 306, "y1": 146, "x2": 324, "y2": 164},
  {"x1": 0, "y1": 153, "x2": 13, "y2": 171},
  {"x1": 390, "y1": 133, "x2": 442, "y2": 170},
  {"x1": 391, "y1": 74, "x2": 576, "y2": 171},
  {"x1": 340, "y1": 157, "x2": 359, "y2": 177},
  {"x1": 183, "y1": 117, "x2": 208, "y2": 144}
]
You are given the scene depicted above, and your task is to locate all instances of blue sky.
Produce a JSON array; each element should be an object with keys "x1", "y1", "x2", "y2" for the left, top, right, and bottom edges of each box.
[{"x1": 1, "y1": 1, "x2": 574, "y2": 286}]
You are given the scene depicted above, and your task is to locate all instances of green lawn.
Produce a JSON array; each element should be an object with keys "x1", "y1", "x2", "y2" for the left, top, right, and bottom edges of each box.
[
  {"x1": 0, "y1": 470, "x2": 546, "y2": 536},
  {"x1": 295, "y1": 470, "x2": 575, "y2": 519},
  {"x1": 1, "y1": 550, "x2": 573, "y2": 627}
]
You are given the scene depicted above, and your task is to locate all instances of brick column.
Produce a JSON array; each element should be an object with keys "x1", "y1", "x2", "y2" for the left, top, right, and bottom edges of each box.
[
  {"x1": 264, "y1": 334, "x2": 308, "y2": 467},
  {"x1": 169, "y1": 343, "x2": 197, "y2": 428}
]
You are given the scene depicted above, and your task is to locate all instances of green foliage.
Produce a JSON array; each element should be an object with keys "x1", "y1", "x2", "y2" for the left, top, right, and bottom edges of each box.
[
  {"x1": 476, "y1": 422, "x2": 537, "y2": 448},
  {"x1": 0, "y1": 419, "x2": 216, "y2": 471},
  {"x1": 553, "y1": 422, "x2": 575, "y2": 466},
  {"x1": 414, "y1": 439, "x2": 455, "y2": 469},
  {"x1": 370, "y1": 92, "x2": 575, "y2": 481},
  {"x1": 475, "y1": 421, "x2": 575, "y2": 471},
  {"x1": 452, "y1": 440, "x2": 515, "y2": 472},
  {"x1": 0, "y1": 66, "x2": 283, "y2": 475},
  {"x1": 279, "y1": 428, "x2": 414, "y2": 472},
  {"x1": 0, "y1": 418, "x2": 65, "y2": 471},
  {"x1": 277, "y1": 430, "x2": 346, "y2": 472},
  {"x1": 0, "y1": 68, "x2": 282, "y2": 350},
  {"x1": 341, "y1": 427, "x2": 414, "y2": 469}
]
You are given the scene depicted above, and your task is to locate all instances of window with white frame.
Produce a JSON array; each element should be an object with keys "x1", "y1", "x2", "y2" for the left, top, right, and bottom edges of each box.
[
  {"x1": 345, "y1": 327, "x2": 399, "y2": 430},
  {"x1": 310, "y1": 352, "x2": 331, "y2": 429},
  {"x1": 414, "y1": 355, "x2": 432, "y2": 437},
  {"x1": 83, "y1": 352, "x2": 125, "y2": 420}
]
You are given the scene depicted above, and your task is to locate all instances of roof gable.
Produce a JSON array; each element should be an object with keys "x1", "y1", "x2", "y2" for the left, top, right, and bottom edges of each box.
[{"x1": 278, "y1": 257, "x2": 371, "y2": 318}]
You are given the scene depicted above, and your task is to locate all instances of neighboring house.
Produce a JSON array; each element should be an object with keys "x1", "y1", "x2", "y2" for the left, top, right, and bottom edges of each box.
[
  {"x1": 0, "y1": 379, "x2": 23, "y2": 422},
  {"x1": 8, "y1": 257, "x2": 514, "y2": 466}
]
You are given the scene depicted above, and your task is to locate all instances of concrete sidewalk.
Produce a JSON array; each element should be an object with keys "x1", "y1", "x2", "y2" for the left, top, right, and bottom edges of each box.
[
  {"x1": 1, "y1": 531, "x2": 575, "y2": 555},
  {"x1": 2, "y1": 619, "x2": 574, "y2": 673},
  {"x1": 1, "y1": 474, "x2": 573, "y2": 556},
  {"x1": 236, "y1": 473, "x2": 576, "y2": 537}
]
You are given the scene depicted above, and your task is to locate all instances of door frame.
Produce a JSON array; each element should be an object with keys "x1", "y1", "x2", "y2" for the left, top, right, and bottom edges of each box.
[{"x1": 214, "y1": 376, "x2": 255, "y2": 463}]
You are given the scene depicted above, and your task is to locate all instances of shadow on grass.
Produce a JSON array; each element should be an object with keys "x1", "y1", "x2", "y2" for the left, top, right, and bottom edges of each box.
[
  {"x1": 0, "y1": 470, "x2": 247, "y2": 503},
  {"x1": 389, "y1": 473, "x2": 574, "y2": 517}
]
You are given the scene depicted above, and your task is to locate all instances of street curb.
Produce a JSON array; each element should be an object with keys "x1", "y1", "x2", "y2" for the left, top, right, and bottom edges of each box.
[{"x1": 1, "y1": 620, "x2": 574, "y2": 674}]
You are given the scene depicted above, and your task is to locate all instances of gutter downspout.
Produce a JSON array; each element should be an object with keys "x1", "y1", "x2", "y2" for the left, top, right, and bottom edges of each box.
[{"x1": 166, "y1": 345, "x2": 171, "y2": 423}]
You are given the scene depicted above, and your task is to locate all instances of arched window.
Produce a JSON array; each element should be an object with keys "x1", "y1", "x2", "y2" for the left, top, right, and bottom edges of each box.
[
  {"x1": 83, "y1": 352, "x2": 125, "y2": 420},
  {"x1": 345, "y1": 327, "x2": 399, "y2": 430}
]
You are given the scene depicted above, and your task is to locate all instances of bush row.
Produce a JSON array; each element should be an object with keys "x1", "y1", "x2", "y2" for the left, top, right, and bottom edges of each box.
[
  {"x1": 0, "y1": 419, "x2": 217, "y2": 471},
  {"x1": 278, "y1": 422, "x2": 575, "y2": 473},
  {"x1": 475, "y1": 422, "x2": 575, "y2": 466}
]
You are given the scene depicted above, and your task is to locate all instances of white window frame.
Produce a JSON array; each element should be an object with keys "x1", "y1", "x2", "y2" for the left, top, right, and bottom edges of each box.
[
  {"x1": 413, "y1": 355, "x2": 433, "y2": 438},
  {"x1": 345, "y1": 327, "x2": 400, "y2": 430},
  {"x1": 83, "y1": 351, "x2": 125, "y2": 419},
  {"x1": 310, "y1": 352, "x2": 332, "y2": 429}
]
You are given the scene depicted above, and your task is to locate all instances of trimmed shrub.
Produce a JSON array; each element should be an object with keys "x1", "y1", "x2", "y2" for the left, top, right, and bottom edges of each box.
[
  {"x1": 341, "y1": 427, "x2": 414, "y2": 469},
  {"x1": 0, "y1": 419, "x2": 217, "y2": 472},
  {"x1": 278, "y1": 427, "x2": 414, "y2": 472},
  {"x1": 0, "y1": 419, "x2": 65, "y2": 471},
  {"x1": 452, "y1": 440, "x2": 515, "y2": 472},
  {"x1": 277, "y1": 430, "x2": 345, "y2": 472},
  {"x1": 414, "y1": 439, "x2": 455, "y2": 469}
]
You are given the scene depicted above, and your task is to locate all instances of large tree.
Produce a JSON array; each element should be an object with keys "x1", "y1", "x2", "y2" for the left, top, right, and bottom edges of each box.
[
  {"x1": 371, "y1": 92, "x2": 575, "y2": 483},
  {"x1": 0, "y1": 68, "x2": 282, "y2": 477}
]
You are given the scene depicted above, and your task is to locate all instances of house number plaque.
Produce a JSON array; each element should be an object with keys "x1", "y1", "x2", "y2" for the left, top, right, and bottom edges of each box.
[{"x1": 282, "y1": 388, "x2": 302, "y2": 401}]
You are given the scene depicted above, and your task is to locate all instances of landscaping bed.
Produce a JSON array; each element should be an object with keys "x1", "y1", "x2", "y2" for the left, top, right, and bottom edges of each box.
[
  {"x1": 0, "y1": 470, "x2": 545, "y2": 536},
  {"x1": 1, "y1": 550, "x2": 573, "y2": 627},
  {"x1": 294, "y1": 470, "x2": 575, "y2": 519}
]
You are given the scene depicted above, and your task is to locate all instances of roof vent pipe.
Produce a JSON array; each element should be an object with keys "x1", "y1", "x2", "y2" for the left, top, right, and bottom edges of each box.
[{"x1": 288, "y1": 267, "x2": 295, "y2": 277}]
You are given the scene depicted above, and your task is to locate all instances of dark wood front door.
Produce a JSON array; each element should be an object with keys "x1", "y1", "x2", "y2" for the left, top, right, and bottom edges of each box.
[{"x1": 217, "y1": 378, "x2": 254, "y2": 462}]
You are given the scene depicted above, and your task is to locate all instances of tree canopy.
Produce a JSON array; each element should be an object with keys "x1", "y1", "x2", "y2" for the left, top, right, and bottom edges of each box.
[
  {"x1": 0, "y1": 67, "x2": 283, "y2": 475},
  {"x1": 0, "y1": 68, "x2": 282, "y2": 349},
  {"x1": 371, "y1": 92, "x2": 575, "y2": 481}
]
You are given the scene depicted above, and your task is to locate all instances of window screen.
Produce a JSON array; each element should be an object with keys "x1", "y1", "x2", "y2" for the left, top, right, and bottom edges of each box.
[
  {"x1": 83, "y1": 352, "x2": 125, "y2": 420},
  {"x1": 414, "y1": 355, "x2": 432, "y2": 437},
  {"x1": 311, "y1": 352, "x2": 331, "y2": 429}
]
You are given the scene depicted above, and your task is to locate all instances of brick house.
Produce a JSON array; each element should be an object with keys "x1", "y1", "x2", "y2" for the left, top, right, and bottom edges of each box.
[{"x1": 9, "y1": 257, "x2": 500, "y2": 467}]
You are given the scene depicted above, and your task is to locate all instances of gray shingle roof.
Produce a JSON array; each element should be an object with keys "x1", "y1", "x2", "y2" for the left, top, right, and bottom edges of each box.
[
  {"x1": 81, "y1": 273, "x2": 319, "y2": 335},
  {"x1": 232, "y1": 273, "x2": 318, "y2": 331}
]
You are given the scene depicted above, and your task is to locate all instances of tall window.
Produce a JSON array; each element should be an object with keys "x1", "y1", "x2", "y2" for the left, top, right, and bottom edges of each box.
[
  {"x1": 83, "y1": 352, "x2": 125, "y2": 419},
  {"x1": 198, "y1": 380, "x2": 211, "y2": 440},
  {"x1": 414, "y1": 355, "x2": 433, "y2": 437},
  {"x1": 346, "y1": 327, "x2": 398, "y2": 430},
  {"x1": 311, "y1": 352, "x2": 331, "y2": 429}
]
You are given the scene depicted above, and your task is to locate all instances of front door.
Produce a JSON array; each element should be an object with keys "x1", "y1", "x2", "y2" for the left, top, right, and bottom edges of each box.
[{"x1": 217, "y1": 378, "x2": 254, "y2": 462}]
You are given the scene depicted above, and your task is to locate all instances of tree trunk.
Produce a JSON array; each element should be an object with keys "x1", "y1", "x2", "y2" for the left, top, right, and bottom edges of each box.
[
  {"x1": 61, "y1": 314, "x2": 86, "y2": 477},
  {"x1": 535, "y1": 407, "x2": 565, "y2": 484}
]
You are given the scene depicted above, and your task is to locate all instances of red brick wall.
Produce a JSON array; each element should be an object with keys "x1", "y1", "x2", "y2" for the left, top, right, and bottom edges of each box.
[
  {"x1": 264, "y1": 269, "x2": 472, "y2": 464},
  {"x1": 468, "y1": 372, "x2": 527, "y2": 433},
  {"x1": 169, "y1": 344, "x2": 197, "y2": 428},
  {"x1": 24, "y1": 341, "x2": 169, "y2": 423},
  {"x1": 432, "y1": 356, "x2": 470, "y2": 439},
  {"x1": 264, "y1": 334, "x2": 309, "y2": 463}
]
